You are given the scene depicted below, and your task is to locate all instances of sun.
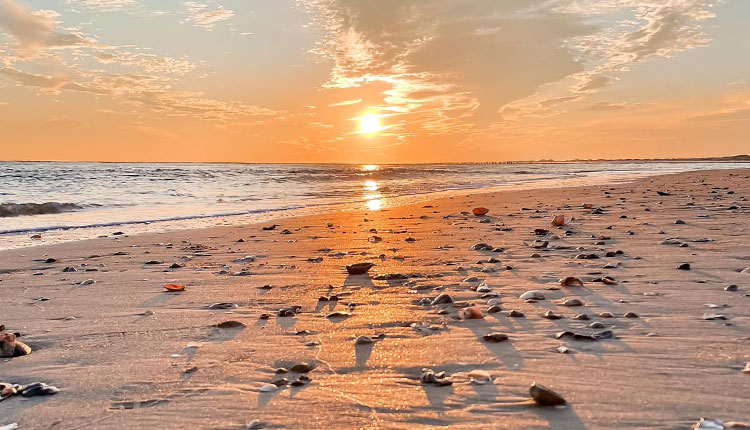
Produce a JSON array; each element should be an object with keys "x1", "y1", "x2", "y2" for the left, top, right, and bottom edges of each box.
[{"x1": 359, "y1": 113, "x2": 381, "y2": 134}]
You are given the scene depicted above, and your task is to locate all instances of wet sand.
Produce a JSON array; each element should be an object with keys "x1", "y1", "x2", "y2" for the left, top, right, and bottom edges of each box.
[{"x1": 1, "y1": 168, "x2": 749, "y2": 429}]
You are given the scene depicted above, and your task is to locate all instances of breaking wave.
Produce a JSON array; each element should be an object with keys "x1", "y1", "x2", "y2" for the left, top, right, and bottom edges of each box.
[{"x1": 0, "y1": 202, "x2": 84, "y2": 218}]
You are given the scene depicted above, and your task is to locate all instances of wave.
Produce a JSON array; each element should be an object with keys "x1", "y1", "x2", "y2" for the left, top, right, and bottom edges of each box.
[{"x1": 0, "y1": 202, "x2": 83, "y2": 218}]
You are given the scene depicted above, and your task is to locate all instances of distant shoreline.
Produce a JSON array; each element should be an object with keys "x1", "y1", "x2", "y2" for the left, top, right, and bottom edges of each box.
[{"x1": 1, "y1": 155, "x2": 749, "y2": 165}]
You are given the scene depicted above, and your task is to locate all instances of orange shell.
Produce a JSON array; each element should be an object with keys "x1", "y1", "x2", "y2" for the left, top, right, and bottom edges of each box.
[
  {"x1": 472, "y1": 207, "x2": 489, "y2": 216},
  {"x1": 164, "y1": 284, "x2": 185, "y2": 291},
  {"x1": 551, "y1": 215, "x2": 565, "y2": 227},
  {"x1": 463, "y1": 306, "x2": 484, "y2": 319}
]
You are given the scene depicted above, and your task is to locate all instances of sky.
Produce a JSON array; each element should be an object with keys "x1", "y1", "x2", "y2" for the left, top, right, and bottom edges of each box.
[{"x1": 0, "y1": 0, "x2": 748, "y2": 163}]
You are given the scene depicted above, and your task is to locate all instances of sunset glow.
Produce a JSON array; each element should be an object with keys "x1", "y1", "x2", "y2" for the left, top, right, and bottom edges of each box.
[
  {"x1": 2, "y1": 1, "x2": 749, "y2": 428},
  {"x1": 0, "y1": 1, "x2": 748, "y2": 163}
]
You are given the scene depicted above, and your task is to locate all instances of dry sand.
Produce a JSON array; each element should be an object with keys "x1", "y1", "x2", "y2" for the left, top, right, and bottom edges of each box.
[{"x1": 1, "y1": 168, "x2": 749, "y2": 429}]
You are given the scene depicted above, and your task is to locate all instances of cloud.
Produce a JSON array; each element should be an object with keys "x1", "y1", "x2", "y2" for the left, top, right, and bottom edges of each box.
[
  {"x1": 689, "y1": 108, "x2": 750, "y2": 122},
  {"x1": 65, "y1": 0, "x2": 137, "y2": 11},
  {"x1": 575, "y1": 74, "x2": 614, "y2": 92},
  {"x1": 0, "y1": 62, "x2": 279, "y2": 120},
  {"x1": 0, "y1": 0, "x2": 93, "y2": 57},
  {"x1": 585, "y1": 101, "x2": 651, "y2": 111},
  {"x1": 0, "y1": 66, "x2": 68, "y2": 93},
  {"x1": 184, "y1": 2, "x2": 234, "y2": 29},
  {"x1": 301, "y1": 0, "x2": 594, "y2": 133},
  {"x1": 300, "y1": 0, "x2": 720, "y2": 145},
  {"x1": 567, "y1": 0, "x2": 716, "y2": 93},
  {"x1": 328, "y1": 98, "x2": 362, "y2": 107},
  {"x1": 96, "y1": 50, "x2": 196, "y2": 75}
]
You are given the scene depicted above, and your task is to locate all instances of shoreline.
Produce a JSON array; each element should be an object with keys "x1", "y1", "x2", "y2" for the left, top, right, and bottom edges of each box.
[
  {"x1": 1, "y1": 168, "x2": 749, "y2": 429},
  {"x1": 1, "y1": 165, "x2": 744, "y2": 252}
]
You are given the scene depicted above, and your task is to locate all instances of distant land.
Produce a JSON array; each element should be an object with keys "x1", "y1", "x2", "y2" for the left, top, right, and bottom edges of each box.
[{"x1": 2, "y1": 155, "x2": 749, "y2": 165}]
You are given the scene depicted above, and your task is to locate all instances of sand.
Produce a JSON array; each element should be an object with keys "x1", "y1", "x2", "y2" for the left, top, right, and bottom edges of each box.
[{"x1": 1, "y1": 168, "x2": 749, "y2": 429}]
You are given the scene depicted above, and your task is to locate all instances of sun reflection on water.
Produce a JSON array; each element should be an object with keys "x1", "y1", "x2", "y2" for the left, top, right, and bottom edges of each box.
[{"x1": 362, "y1": 164, "x2": 379, "y2": 172}]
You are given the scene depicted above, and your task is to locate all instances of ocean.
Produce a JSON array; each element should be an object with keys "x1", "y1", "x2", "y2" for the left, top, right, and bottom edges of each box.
[{"x1": 1, "y1": 161, "x2": 745, "y2": 250}]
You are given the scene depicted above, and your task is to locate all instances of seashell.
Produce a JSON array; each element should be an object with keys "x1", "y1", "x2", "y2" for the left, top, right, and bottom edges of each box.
[
  {"x1": 346, "y1": 262, "x2": 374, "y2": 275},
  {"x1": 355, "y1": 336, "x2": 373, "y2": 345},
  {"x1": 483, "y1": 333, "x2": 508, "y2": 342},
  {"x1": 468, "y1": 369, "x2": 492, "y2": 384},
  {"x1": 519, "y1": 290, "x2": 545, "y2": 300},
  {"x1": 246, "y1": 419, "x2": 263, "y2": 429},
  {"x1": 278, "y1": 305, "x2": 302, "y2": 317},
  {"x1": 216, "y1": 320, "x2": 246, "y2": 329},
  {"x1": 14, "y1": 341, "x2": 32, "y2": 357},
  {"x1": 208, "y1": 302, "x2": 238, "y2": 310},
  {"x1": 561, "y1": 299, "x2": 583, "y2": 307},
  {"x1": 233, "y1": 255, "x2": 256, "y2": 263},
  {"x1": 472, "y1": 207, "x2": 489, "y2": 216},
  {"x1": 559, "y1": 277, "x2": 583, "y2": 287},
  {"x1": 420, "y1": 369, "x2": 452, "y2": 386},
  {"x1": 326, "y1": 311, "x2": 352, "y2": 319},
  {"x1": 19, "y1": 382, "x2": 59, "y2": 397},
  {"x1": 702, "y1": 313, "x2": 727, "y2": 320},
  {"x1": 691, "y1": 418, "x2": 725, "y2": 430},
  {"x1": 462, "y1": 306, "x2": 483, "y2": 319},
  {"x1": 470, "y1": 243, "x2": 493, "y2": 251},
  {"x1": 258, "y1": 384, "x2": 276, "y2": 392},
  {"x1": 164, "y1": 284, "x2": 185, "y2": 291},
  {"x1": 476, "y1": 284, "x2": 491, "y2": 293},
  {"x1": 529, "y1": 382, "x2": 566, "y2": 406},
  {"x1": 551, "y1": 215, "x2": 566, "y2": 227},
  {"x1": 0, "y1": 333, "x2": 17, "y2": 357},
  {"x1": 431, "y1": 293, "x2": 453, "y2": 305},
  {"x1": 290, "y1": 363, "x2": 315, "y2": 373}
]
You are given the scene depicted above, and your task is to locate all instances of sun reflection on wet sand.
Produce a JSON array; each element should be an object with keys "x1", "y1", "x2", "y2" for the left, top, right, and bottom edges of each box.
[
  {"x1": 365, "y1": 198, "x2": 382, "y2": 211},
  {"x1": 363, "y1": 176, "x2": 383, "y2": 210}
]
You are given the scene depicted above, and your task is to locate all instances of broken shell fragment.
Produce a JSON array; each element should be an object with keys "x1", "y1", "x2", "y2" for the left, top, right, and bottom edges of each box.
[
  {"x1": 530, "y1": 382, "x2": 566, "y2": 406},
  {"x1": 559, "y1": 277, "x2": 583, "y2": 287},
  {"x1": 346, "y1": 262, "x2": 374, "y2": 275}
]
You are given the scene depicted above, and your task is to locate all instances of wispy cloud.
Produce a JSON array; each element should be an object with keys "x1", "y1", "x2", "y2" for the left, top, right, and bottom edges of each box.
[
  {"x1": 0, "y1": 0, "x2": 93, "y2": 57},
  {"x1": 328, "y1": 98, "x2": 362, "y2": 107},
  {"x1": 184, "y1": 2, "x2": 234, "y2": 29},
  {"x1": 65, "y1": 0, "x2": 137, "y2": 11}
]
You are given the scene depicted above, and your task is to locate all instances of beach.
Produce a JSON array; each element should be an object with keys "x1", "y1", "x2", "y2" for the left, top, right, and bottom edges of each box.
[{"x1": 1, "y1": 168, "x2": 749, "y2": 429}]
